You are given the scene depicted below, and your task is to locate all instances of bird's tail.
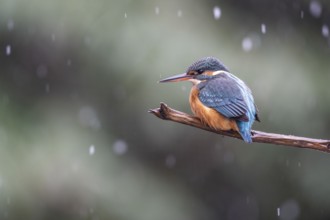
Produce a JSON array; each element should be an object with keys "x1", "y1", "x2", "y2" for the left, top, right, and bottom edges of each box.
[{"x1": 237, "y1": 121, "x2": 253, "y2": 143}]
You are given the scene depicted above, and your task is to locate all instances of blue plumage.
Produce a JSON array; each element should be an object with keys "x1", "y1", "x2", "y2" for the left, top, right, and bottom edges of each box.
[{"x1": 197, "y1": 71, "x2": 258, "y2": 143}]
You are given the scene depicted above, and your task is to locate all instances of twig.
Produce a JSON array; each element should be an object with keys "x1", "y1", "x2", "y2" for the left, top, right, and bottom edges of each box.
[{"x1": 148, "y1": 102, "x2": 330, "y2": 153}]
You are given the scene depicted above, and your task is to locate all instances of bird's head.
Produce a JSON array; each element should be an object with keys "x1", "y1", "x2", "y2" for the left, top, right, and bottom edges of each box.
[{"x1": 159, "y1": 57, "x2": 229, "y2": 84}]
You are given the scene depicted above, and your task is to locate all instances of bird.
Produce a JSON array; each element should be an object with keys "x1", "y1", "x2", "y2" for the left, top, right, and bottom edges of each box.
[{"x1": 159, "y1": 57, "x2": 259, "y2": 143}]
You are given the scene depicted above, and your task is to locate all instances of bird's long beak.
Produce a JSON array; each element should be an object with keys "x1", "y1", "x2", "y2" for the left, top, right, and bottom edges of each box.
[{"x1": 159, "y1": 73, "x2": 192, "y2": 83}]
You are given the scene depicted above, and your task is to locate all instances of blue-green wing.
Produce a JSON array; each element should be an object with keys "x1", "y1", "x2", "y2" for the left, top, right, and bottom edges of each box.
[{"x1": 198, "y1": 76, "x2": 249, "y2": 121}]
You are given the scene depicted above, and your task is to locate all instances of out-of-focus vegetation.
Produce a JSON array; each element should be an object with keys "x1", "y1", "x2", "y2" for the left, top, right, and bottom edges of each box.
[{"x1": 0, "y1": 0, "x2": 330, "y2": 219}]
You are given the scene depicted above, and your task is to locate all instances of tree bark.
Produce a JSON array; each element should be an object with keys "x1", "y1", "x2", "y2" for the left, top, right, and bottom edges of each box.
[{"x1": 149, "y1": 103, "x2": 330, "y2": 153}]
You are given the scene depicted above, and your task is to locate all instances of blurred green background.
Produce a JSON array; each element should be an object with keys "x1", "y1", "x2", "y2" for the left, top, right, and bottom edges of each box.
[{"x1": 0, "y1": 0, "x2": 330, "y2": 219}]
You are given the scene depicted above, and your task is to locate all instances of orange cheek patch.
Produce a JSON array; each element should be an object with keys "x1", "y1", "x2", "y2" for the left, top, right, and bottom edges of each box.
[{"x1": 204, "y1": 71, "x2": 215, "y2": 76}]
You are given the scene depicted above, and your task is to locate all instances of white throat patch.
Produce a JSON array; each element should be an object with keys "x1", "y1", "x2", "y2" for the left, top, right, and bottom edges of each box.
[{"x1": 188, "y1": 78, "x2": 201, "y2": 85}]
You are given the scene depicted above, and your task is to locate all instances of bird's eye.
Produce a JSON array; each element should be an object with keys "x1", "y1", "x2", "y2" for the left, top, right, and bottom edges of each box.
[
  {"x1": 197, "y1": 69, "x2": 203, "y2": 74},
  {"x1": 188, "y1": 70, "x2": 203, "y2": 75}
]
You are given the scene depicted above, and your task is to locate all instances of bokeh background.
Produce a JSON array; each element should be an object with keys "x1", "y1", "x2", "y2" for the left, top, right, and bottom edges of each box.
[{"x1": 0, "y1": 0, "x2": 330, "y2": 219}]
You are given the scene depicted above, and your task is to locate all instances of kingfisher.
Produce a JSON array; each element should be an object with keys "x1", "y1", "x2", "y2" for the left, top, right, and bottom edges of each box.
[{"x1": 159, "y1": 57, "x2": 259, "y2": 143}]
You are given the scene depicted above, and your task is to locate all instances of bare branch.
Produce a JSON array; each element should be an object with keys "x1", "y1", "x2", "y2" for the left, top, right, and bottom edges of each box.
[{"x1": 149, "y1": 103, "x2": 330, "y2": 153}]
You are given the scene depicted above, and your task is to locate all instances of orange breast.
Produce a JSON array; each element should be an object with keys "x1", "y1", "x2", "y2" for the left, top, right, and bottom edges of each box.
[{"x1": 189, "y1": 86, "x2": 239, "y2": 131}]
